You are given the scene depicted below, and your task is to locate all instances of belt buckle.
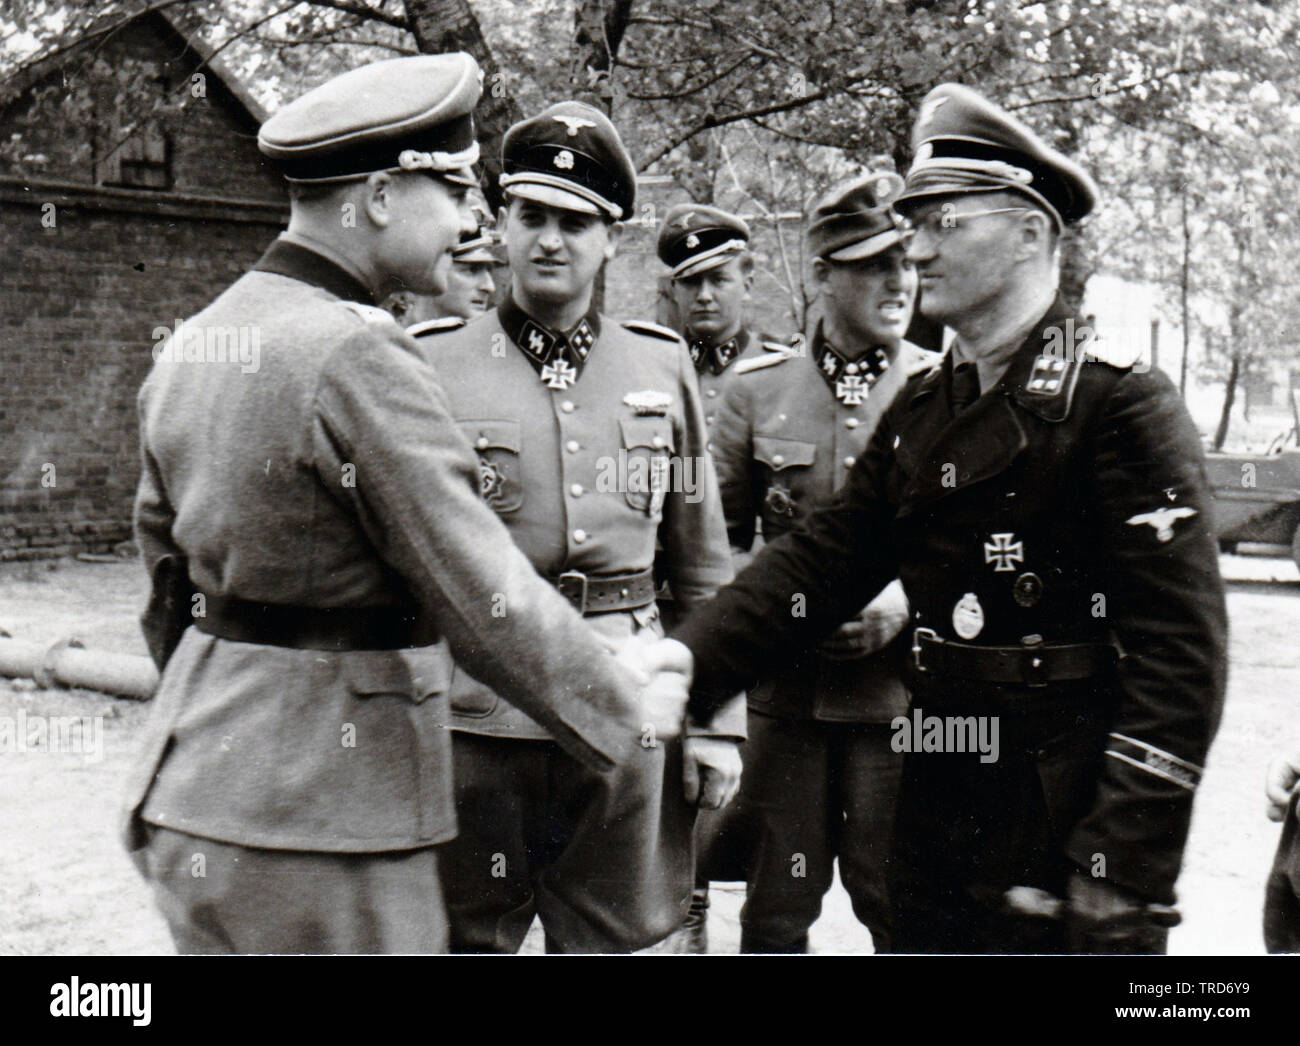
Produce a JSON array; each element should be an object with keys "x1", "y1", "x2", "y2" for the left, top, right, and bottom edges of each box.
[
  {"x1": 1020, "y1": 634, "x2": 1048, "y2": 687},
  {"x1": 557, "y1": 571, "x2": 589, "y2": 615},
  {"x1": 911, "y1": 627, "x2": 938, "y2": 672}
]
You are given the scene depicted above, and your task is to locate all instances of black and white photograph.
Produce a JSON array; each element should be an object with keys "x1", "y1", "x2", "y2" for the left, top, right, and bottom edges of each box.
[{"x1": 0, "y1": 0, "x2": 1296, "y2": 1024}]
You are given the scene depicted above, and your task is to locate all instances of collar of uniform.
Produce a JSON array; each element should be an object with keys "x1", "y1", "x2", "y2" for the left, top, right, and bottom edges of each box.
[
  {"x1": 999, "y1": 295, "x2": 1083, "y2": 422},
  {"x1": 812, "y1": 320, "x2": 891, "y2": 405},
  {"x1": 689, "y1": 327, "x2": 749, "y2": 376},
  {"x1": 497, "y1": 295, "x2": 601, "y2": 388},
  {"x1": 253, "y1": 233, "x2": 377, "y2": 305}
]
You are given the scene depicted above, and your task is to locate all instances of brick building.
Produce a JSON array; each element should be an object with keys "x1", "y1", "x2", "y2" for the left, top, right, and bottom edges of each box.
[{"x1": 1, "y1": 10, "x2": 287, "y2": 560}]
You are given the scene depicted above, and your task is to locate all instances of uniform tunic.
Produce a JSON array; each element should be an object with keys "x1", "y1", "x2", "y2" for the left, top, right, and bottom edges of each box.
[
  {"x1": 688, "y1": 327, "x2": 766, "y2": 445},
  {"x1": 128, "y1": 238, "x2": 648, "y2": 952},
  {"x1": 415, "y1": 299, "x2": 740, "y2": 952},
  {"x1": 673, "y1": 296, "x2": 1228, "y2": 952},
  {"x1": 700, "y1": 324, "x2": 936, "y2": 950}
]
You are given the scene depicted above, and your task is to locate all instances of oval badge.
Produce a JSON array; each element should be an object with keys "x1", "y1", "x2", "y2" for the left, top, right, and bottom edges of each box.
[
  {"x1": 952, "y1": 592, "x2": 985, "y2": 640},
  {"x1": 1013, "y1": 572, "x2": 1043, "y2": 608}
]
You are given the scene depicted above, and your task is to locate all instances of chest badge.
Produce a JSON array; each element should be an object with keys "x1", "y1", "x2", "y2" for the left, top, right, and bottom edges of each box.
[
  {"x1": 623, "y1": 390, "x2": 672, "y2": 416},
  {"x1": 1013, "y1": 572, "x2": 1043, "y2": 608},
  {"x1": 478, "y1": 458, "x2": 505, "y2": 504},
  {"x1": 952, "y1": 592, "x2": 985, "y2": 640},
  {"x1": 764, "y1": 483, "x2": 796, "y2": 517},
  {"x1": 984, "y1": 532, "x2": 1024, "y2": 572},
  {"x1": 648, "y1": 457, "x2": 670, "y2": 517},
  {"x1": 1126, "y1": 506, "x2": 1197, "y2": 543}
]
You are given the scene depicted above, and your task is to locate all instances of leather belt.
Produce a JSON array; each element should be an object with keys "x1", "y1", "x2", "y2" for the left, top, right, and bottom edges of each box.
[
  {"x1": 911, "y1": 628, "x2": 1117, "y2": 688},
  {"x1": 194, "y1": 593, "x2": 419, "y2": 650},
  {"x1": 551, "y1": 568, "x2": 656, "y2": 616}
]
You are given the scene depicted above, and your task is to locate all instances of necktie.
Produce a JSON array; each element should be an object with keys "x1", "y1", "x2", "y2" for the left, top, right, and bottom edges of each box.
[{"x1": 951, "y1": 361, "x2": 981, "y2": 415}]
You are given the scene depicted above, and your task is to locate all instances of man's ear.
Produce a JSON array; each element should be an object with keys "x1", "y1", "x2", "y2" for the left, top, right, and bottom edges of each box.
[
  {"x1": 810, "y1": 256, "x2": 833, "y2": 297},
  {"x1": 1017, "y1": 209, "x2": 1053, "y2": 262},
  {"x1": 362, "y1": 171, "x2": 394, "y2": 229},
  {"x1": 603, "y1": 220, "x2": 625, "y2": 261}
]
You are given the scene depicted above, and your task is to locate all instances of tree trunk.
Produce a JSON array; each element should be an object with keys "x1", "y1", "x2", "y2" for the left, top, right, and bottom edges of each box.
[
  {"x1": 571, "y1": 0, "x2": 634, "y2": 113},
  {"x1": 1179, "y1": 188, "x2": 1191, "y2": 395},
  {"x1": 569, "y1": 1, "x2": 635, "y2": 312},
  {"x1": 402, "y1": 0, "x2": 522, "y2": 211},
  {"x1": 1213, "y1": 351, "x2": 1240, "y2": 451}
]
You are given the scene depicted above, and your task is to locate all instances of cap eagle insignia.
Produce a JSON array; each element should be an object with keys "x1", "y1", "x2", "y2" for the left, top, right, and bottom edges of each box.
[{"x1": 553, "y1": 114, "x2": 597, "y2": 136}]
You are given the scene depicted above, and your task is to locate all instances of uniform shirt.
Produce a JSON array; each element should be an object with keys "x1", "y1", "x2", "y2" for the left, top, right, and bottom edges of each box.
[
  {"x1": 685, "y1": 327, "x2": 765, "y2": 443},
  {"x1": 673, "y1": 295, "x2": 1227, "y2": 903},
  {"x1": 711, "y1": 322, "x2": 937, "y2": 721},
  {"x1": 127, "y1": 238, "x2": 647, "y2": 854},
  {"x1": 416, "y1": 298, "x2": 742, "y2": 741}
]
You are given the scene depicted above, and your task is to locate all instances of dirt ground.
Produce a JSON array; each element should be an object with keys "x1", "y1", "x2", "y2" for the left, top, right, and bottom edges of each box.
[{"x1": 0, "y1": 552, "x2": 1296, "y2": 955}]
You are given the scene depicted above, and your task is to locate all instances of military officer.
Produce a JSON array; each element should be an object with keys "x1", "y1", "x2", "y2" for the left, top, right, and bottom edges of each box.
[
  {"x1": 700, "y1": 171, "x2": 938, "y2": 953},
  {"x1": 652, "y1": 206, "x2": 767, "y2": 951},
  {"x1": 394, "y1": 219, "x2": 500, "y2": 333},
  {"x1": 413, "y1": 101, "x2": 745, "y2": 953},
  {"x1": 657, "y1": 204, "x2": 764, "y2": 437},
  {"x1": 669, "y1": 83, "x2": 1227, "y2": 954},
  {"x1": 126, "y1": 56, "x2": 692, "y2": 955}
]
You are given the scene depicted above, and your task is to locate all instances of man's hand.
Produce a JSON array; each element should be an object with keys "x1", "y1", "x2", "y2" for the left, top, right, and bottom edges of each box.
[
  {"x1": 683, "y1": 736, "x2": 742, "y2": 810},
  {"x1": 614, "y1": 634, "x2": 693, "y2": 743},
  {"x1": 1265, "y1": 750, "x2": 1300, "y2": 821},
  {"x1": 818, "y1": 578, "x2": 910, "y2": 661}
]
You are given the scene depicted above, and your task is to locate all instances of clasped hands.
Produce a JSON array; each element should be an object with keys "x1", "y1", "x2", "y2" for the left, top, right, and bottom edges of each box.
[{"x1": 612, "y1": 631, "x2": 741, "y2": 810}]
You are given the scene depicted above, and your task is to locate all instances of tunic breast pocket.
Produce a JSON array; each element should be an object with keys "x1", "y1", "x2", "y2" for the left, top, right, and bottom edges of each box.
[
  {"x1": 619, "y1": 416, "x2": 676, "y2": 518},
  {"x1": 457, "y1": 419, "x2": 523, "y2": 514},
  {"x1": 753, "y1": 435, "x2": 816, "y2": 529}
]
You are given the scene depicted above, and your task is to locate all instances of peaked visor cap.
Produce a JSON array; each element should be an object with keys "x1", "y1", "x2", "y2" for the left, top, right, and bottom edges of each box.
[
  {"x1": 807, "y1": 170, "x2": 909, "y2": 262},
  {"x1": 500, "y1": 101, "x2": 636, "y2": 220},
  {"x1": 657, "y1": 204, "x2": 751, "y2": 279},
  {"x1": 452, "y1": 225, "x2": 498, "y2": 264},
  {"x1": 258, "y1": 52, "x2": 483, "y2": 186},
  {"x1": 896, "y1": 83, "x2": 1098, "y2": 227}
]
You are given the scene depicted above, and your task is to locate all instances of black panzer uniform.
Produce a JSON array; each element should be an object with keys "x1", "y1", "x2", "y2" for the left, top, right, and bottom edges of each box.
[{"x1": 673, "y1": 296, "x2": 1228, "y2": 953}]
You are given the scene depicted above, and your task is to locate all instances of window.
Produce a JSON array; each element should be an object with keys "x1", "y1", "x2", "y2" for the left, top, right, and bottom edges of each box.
[{"x1": 98, "y1": 121, "x2": 170, "y2": 190}]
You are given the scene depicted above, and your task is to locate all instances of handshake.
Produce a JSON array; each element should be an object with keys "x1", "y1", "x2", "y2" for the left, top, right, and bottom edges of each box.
[
  {"x1": 610, "y1": 633, "x2": 743, "y2": 810},
  {"x1": 613, "y1": 632, "x2": 695, "y2": 741}
]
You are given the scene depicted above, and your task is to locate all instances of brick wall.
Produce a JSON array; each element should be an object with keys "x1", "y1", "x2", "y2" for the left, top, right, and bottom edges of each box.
[
  {"x1": 605, "y1": 176, "x2": 806, "y2": 340},
  {"x1": 1, "y1": 15, "x2": 287, "y2": 561}
]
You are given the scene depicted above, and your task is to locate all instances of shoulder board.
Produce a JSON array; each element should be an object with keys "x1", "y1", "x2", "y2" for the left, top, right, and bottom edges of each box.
[
  {"x1": 735, "y1": 351, "x2": 793, "y2": 375},
  {"x1": 1083, "y1": 332, "x2": 1141, "y2": 370},
  {"x1": 342, "y1": 301, "x2": 398, "y2": 327},
  {"x1": 407, "y1": 316, "x2": 467, "y2": 338},
  {"x1": 621, "y1": 319, "x2": 684, "y2": 343},
  {"x1": 759, "y1": 331, "x2": 804, "y2": 356}
]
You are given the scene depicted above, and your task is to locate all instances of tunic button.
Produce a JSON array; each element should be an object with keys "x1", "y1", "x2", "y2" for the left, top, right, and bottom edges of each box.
[
  {"x1": 572, "y1": 529, "x2": 587, "y2": 544},
  {"x1": 844, "y1": 455, "x2": 856, "y2": 467},
  {"x1": 845, "y1": 417, "x2": 859, "y2": 429},
  {"x1": 475, "y1": 435, "x2": 489, "y2": 449},
  {"x1": 706, "y1": 389, "x2": 718, "y2": 398},
  {"x1": 566, "y1": 440, "x2": 580, "y2": 453},
  {"x1": 705, "y1": 415, "x2": 715, "y2": 425},
  {"x1": 570, "y1": 484, "x2": 584, "y2": 497},
  {"x1": 772, "y1": 454, "x2": 785, "y2": 466},
  {"x1": 652, "y1": 435, "x2": 666, "y2": 449},
  {"x1": 706, "y1": 442, "x2": 715, "y2": 453},
  {"x1": 561, "y1": 401, "x2": 576, "y2": 413}
]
